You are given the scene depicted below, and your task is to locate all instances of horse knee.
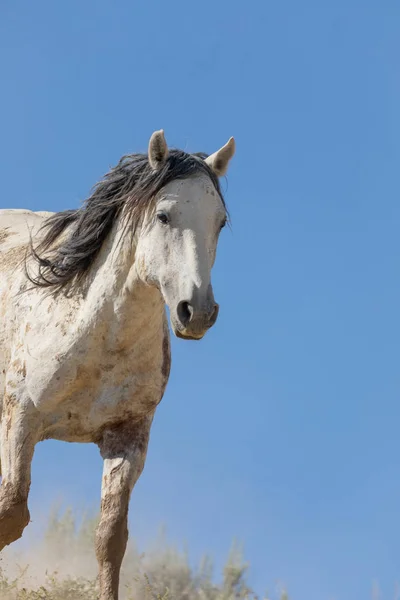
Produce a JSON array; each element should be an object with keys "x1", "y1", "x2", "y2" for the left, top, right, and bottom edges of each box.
[{"x1": 0, "y1": 486, "x2": 30, "y2": 550}]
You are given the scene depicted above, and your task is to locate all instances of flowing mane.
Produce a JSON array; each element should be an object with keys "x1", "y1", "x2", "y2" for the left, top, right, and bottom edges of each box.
[{"x1": 27, "y1": 149, "x2": 225, "y2": 292}]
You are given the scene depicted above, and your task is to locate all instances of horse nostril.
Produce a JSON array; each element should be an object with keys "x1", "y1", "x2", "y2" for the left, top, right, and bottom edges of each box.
[
  {"x1": 209, "y1": 303, "x2": 219, "y2": 325},
  {"x1": 177, "y1": 301, "x2": 193, "y2": 327}
]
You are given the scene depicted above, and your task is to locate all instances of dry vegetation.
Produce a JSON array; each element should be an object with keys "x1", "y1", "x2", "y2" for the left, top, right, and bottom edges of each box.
[{"x1": 0, "y1": 507, "x2": 288, "y2": 600}]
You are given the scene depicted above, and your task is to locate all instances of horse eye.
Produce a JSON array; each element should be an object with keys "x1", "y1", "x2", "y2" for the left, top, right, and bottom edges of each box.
[
  {"x1": 220, "y1": 218, "x2": 227, "y2": 231},
  {"x1": 157, "y1": 212, "x2": 169, "y2": 225}
]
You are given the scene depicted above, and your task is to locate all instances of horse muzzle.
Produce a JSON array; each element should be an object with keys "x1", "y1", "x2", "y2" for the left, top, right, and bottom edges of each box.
[{"x1": 172, "y1": 301, "x2": 219, "y2": 340}]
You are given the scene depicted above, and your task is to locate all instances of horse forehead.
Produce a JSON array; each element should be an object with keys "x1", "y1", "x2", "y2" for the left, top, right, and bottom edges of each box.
[{"x1": 163, "y1": 175, "x2": 218, "y2": 203}]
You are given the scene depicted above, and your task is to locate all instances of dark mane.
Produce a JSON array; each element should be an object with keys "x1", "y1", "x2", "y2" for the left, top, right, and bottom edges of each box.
[{"x1": 27, "y1": 149, "x2": 225, "y2": 292}]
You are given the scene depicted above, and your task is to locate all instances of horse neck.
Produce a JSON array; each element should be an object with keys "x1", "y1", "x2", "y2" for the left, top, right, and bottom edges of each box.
[{"x1": 80, "y1": 220, "x2": 165, "y2": 349}]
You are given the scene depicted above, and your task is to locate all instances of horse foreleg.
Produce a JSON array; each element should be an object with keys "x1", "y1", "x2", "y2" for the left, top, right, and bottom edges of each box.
[
  {"x1": 0, "y1": 394, "x2": 39, "y2": 551},
  {"x1": 95, "y1": 415, "x2": 153, "y2": 600}
]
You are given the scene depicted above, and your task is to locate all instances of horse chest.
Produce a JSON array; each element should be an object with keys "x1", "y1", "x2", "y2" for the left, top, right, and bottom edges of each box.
[
  {"x1": 23, "y1": 314, "x2": 171, "y2": 440},
  {"x1": 38, "y1": 334, "x2": 171, "y2": 442}
]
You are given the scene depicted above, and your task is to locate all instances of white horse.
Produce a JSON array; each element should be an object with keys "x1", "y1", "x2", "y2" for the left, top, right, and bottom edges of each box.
[{"x1": 0, "y1": 130, "x2": 235, "y2": 600}]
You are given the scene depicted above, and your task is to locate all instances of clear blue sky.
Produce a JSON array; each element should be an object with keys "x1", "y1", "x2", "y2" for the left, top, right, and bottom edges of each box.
[{"x1": 1, "y1": 1, "x2": 400, "y2": 598}]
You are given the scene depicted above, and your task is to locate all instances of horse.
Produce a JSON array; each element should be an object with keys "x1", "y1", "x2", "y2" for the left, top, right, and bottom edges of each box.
[{"x1": 0, "y1": 130, "x2": 235, "y2": 600}]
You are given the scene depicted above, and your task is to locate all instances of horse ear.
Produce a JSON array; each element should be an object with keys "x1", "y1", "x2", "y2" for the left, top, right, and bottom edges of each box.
[
  {"x1": 148, "y1": 129, "x2": 169, "y2": 170},
  {"x1": 205, "y1": 137, "x2": 235, "y2": 177}
]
